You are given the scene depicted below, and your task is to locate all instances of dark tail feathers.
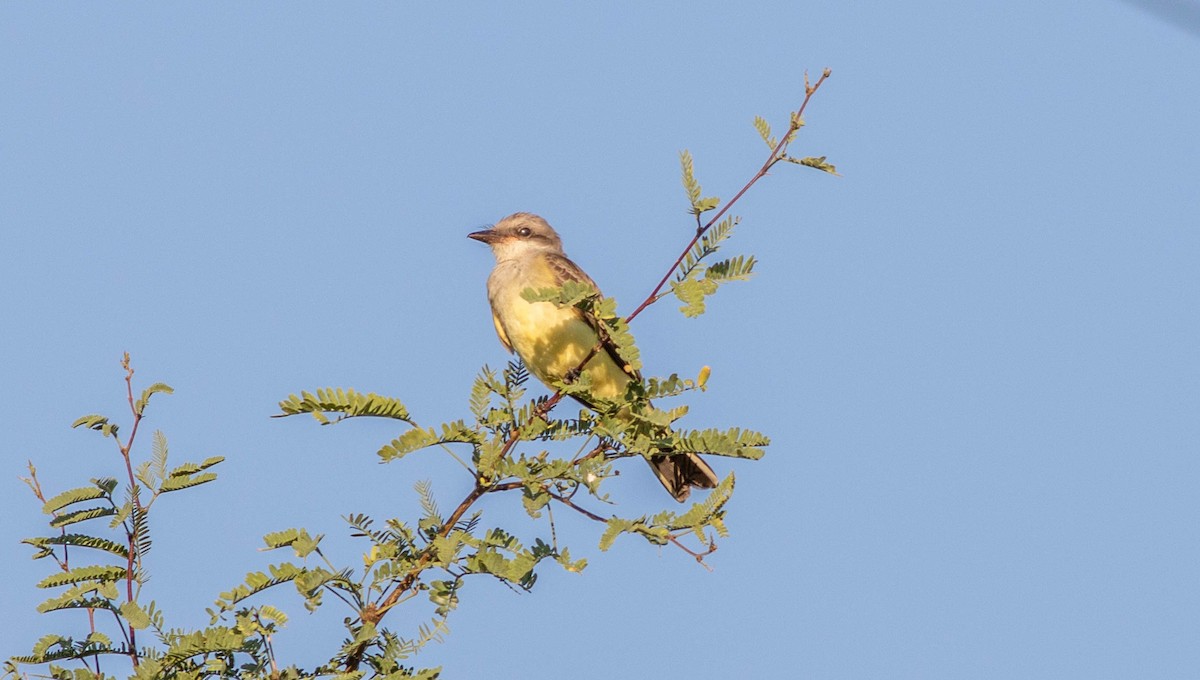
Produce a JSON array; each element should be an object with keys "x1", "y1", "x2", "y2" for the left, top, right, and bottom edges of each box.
[{"x1": 648, "y1": 452, "x2": 718, "y2": 502}]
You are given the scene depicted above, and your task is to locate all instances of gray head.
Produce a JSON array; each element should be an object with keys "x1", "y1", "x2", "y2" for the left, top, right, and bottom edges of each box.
[{"x1": 468, "y1": 212, "x2": 565, "y2": 261}]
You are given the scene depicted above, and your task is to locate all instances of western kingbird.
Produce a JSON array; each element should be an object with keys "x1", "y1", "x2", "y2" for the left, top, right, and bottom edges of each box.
[{"x1": 469, "y1": 212, "x2": 718, "y2": 502}]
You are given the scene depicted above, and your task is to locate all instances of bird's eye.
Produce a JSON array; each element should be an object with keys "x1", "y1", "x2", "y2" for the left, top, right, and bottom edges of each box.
[{"x1": 517, "y1": 227, "x2": 532, "y2": 237}]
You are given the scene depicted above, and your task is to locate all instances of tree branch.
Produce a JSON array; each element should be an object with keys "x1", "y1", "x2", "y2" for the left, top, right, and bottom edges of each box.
[
  {"x1": 119, "y1": 352, "x2": 141, "y2": 667},
  {"x1": 625, "y1": 68, "x2": 831, "y2": 324}
]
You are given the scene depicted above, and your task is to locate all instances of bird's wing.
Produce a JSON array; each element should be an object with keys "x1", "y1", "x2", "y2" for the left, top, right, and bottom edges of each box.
[
  {"x1": 545, "y1": 250, "x2": 601, "y2": 290},
  {"x1": 491, "y1": 309, "x2": 514, "y2": 353},
  {"x1": 545, "y1": 252, "x2": 641, "y2": 381}
]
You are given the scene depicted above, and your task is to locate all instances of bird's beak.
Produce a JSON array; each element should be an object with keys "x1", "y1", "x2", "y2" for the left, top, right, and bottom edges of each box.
[{"x1": 468, "y1": 229, "x2": 499, "y2": 244}]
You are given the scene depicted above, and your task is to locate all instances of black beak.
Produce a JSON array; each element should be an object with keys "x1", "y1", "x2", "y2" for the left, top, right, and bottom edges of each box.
[{"x1": 468, "y1": 229, "x2": 498, "y2": 244}]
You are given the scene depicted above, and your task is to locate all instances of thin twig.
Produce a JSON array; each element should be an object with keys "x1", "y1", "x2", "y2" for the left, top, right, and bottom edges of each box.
[
  {"x1": 346, "y1": 479, "x2": 517, "y2": 670},
  {"x1": 548, "y1": 491, "x2": 606, "y2": 523},
  {"x1": 625, "y1": 68, "x2": 831, "y2": 324},
  {"x1": 666, "y1": 533, "x2": 717, "y2": 571},
  {"x1": 118, "y1": 353, "x2": 142, "y2": 667},
  {"x1": 546, "y1": 496, "x2": 558, "y2": 552},
  {"x1": 541, "y1": 69, "x2": 834, "y2": 403}
]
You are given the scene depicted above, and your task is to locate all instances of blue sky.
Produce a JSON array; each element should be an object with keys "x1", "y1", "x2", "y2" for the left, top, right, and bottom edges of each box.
[{"x1": 2, "y1": 2, "x2": 1198, "y2": 678}]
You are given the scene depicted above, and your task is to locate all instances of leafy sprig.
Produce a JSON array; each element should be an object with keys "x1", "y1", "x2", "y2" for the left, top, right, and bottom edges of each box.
[{"x1": 10, "y1": 355, "x2": 234, "y2": 679}]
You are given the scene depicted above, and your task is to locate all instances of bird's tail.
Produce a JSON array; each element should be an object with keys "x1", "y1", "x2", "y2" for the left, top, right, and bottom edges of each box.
[{"x1": 647, "y1": 452, "x2": 719, "y2": 503}]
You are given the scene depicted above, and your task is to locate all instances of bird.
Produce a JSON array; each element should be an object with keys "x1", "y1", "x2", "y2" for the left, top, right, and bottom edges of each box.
[{"x1": 469, "y1": 212, "x2": 718, "y2": 502}]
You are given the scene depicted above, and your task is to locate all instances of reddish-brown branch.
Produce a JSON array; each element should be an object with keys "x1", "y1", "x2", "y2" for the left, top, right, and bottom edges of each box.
[
  {"x1": 667, "y1": 533, "x2": 717, "y2": 570},
  {"x1": 625, "y1": 68, "x2": 831, "y2": 324},
  {"x1": 118, "y1": 353, "x2": 141, "y2": 667},
  {"x1": 119, "y1": 354, "x2": 145, "y2": 516},
  {"x1": 549, "y1": 491, "x2": 606, "y2": 522},
  {"x1": 552, "y1": 491, "x2": 716, "y2": 568},
  {"x1": 571, "y1": 440, "x2": 612, "y2": 465},
  {"x1": 527, "y1": 69, "x2": 833, "y2": 424},
  {"x1": 345, "y1": 478, "x2": 523, "y2": 671}
]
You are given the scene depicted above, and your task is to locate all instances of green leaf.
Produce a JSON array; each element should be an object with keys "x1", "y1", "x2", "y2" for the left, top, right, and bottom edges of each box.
[
  {"x1": 159, "y1": 626, "x2": 261, "y2": 665},
  {"x1": 679, "y1": 149, "x2": 701, "y2": 206},
  {"x1": 505, "y1": 360, "x2": 530, "y2": 390},
  {"x1": 150, "y1": 431, "x2": 169, "y2": 479},
  {"x1": 137, "y1": 430, "x2": 170, "y2": 487},
  {"x1": 520, "y1": 486, "x2": 550, "y2": 518},
  {"x1": 675, "y1": 215, "x2": 739, "y2": 284},
  {"x1": 598, "y1": 518, "x2": 629, "y2": 551},
  {"x1": 671, "y1": 252, "x2": 757, "y2": 318},
  {"x1": 71, "y1": 414, "x2": 117, "y2": 437},
  {"x1": 108, "y1": 499, "x2": 131, "y2": 529},
  {"x1": 668, "y1": 473, "x2": 735, "y2": 530},
  {"x1": 158, "y1": 472, "x2": 217, "y2": 493},
  {"x1": 59, "y1": 666, "x2": 100, "y2": 680},
  {"x1": 276, "y1": 388, "x2": 412, "y2": 424},
  {"x1": 555, "y1": 547, "x2": 587, "y2": 573},
  {"x1": 379, "y1": 421, "x2": 479, "y2": 462},
  {"x1": 84, "y1": 631, "x2": 112, "y2": 647},
  {"x1": 36, "y1": 588, "x2": 117, "y2": 614},
  {"x1": 643, "y1": 374, "x2": 695, "y2": 400},
  {"x1": 791, "y1": 155, "x2": 839, "y2": 175},
  {"x1": 262, "y1": 528, "x2": 323, "y2": 558},
  {"x1": 428, "y1": 579, "x2": 461, "y2": 616},
  {"x1": 705, "y1": 254, "x2": 757, "y2": 282},
  {"x1": 24, "y1": 534, "x2": 130, "y2": 559},
  {"x1": 134, "y1": 382, "x2": 174, "y2": 416},
  {"x1": 414, "y1": 480, "x2": 443, "y2": 532},
  {"x1": 753, "y1": 115, "x2": 777, "y2": 149},
  {"x1": 430, "y1": 533, "x2": 466, "y2": 566},
  {"x1": 159, "y1": 456, "x2": 223, "y2": 493},
  {"x1": 598, "y1": 304, "x2": 642, "y2": 373},
  {"x1": 164, "y1": 455, "x2": 224, "y2": 478},
  {"x1": 678, "y1": 151, "x2": 721, "y2": 215},
  {"x1": 468, "y1": 367, "x2": 499, "y2": 422},
  {"x1": 293, "y1": 567, "x2": 354, "y2": 612},
  {"x1": 8, "y1": 634, "x2": 101, "y2": 666},
  {"x1": 379, "y1": 427, "x2": 439, "y2": 461},
  {"x1": 120, "y1": 601, "x2": 153, "y2": 630},
  {"x1": 256, "y1": 604, "x2": 289, "y2": 626},
  {"x1": 672, "y1": 427, "x2": 769, "y2": 459},
  {"x1": 598, "y1": 517, "x2": 670, "y2": 550},
  {"x1": 37, "y1": 565, "x2": 127, "y2": 589},
  {"x1": 520, "y1": 279, "x2": 596, "y2": 307},
  {"x1": 129, "y1": 496, "x2": 152, "y2": 559},
  {"x1": 215, "y1": 563, "x2": 304, "y2": 611},
  {"x1": 42, "y1": 484, "x2": 110, "y2": 515},
  {"x1": 49, "y1": 506, "x2": 118, "y2": 529},
  {"x1": 671, "y1": 277, "x2": 719, "y2": 318}
]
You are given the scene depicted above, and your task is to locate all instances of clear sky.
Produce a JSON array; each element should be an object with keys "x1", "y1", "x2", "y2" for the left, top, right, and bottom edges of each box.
[{"x1": 2, "y1": 2, "x2": 1198, "y2": 678}]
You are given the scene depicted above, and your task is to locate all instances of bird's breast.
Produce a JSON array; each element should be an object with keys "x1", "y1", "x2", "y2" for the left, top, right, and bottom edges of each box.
[{"x1": 487, "y1": 260, "x2": 628, "y2": 399}]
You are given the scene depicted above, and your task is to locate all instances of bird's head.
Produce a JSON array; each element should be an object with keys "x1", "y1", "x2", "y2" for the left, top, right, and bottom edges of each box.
[{"x1": 469, "y1": 212, "x2": 564, "y2": 261}]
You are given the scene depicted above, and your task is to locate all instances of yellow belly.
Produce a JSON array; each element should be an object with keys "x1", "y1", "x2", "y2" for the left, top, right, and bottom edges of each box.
[{"x1": 492, "y1": 285, "x2": 629, "y2": 400}]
